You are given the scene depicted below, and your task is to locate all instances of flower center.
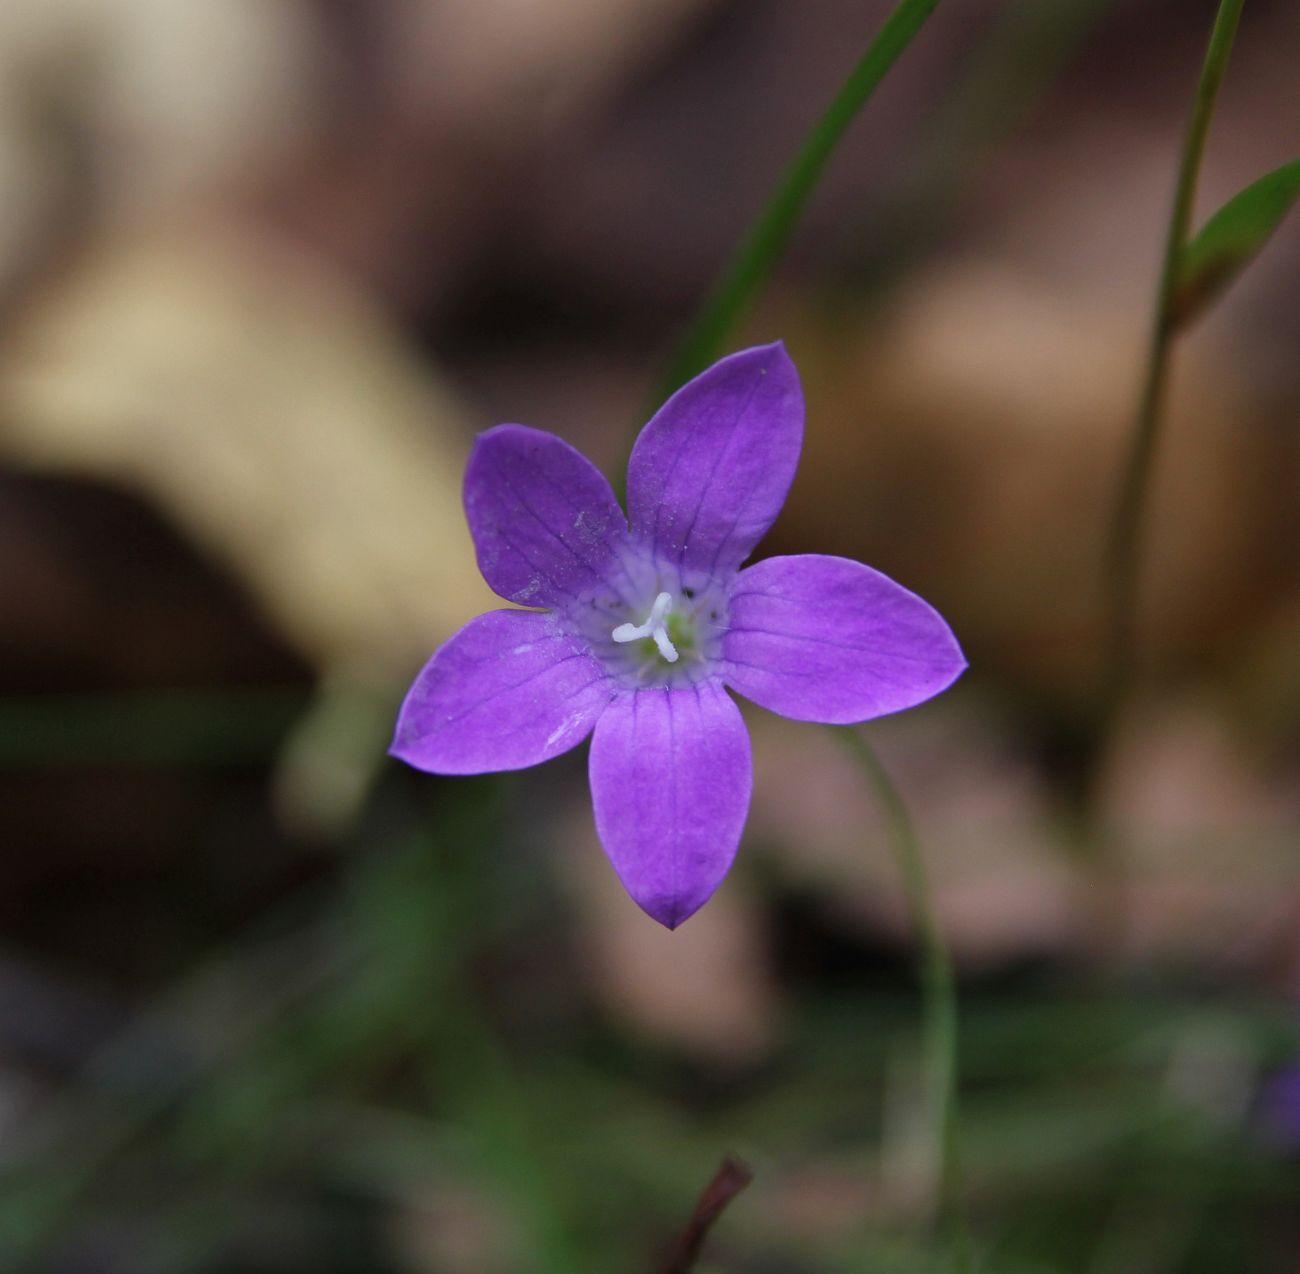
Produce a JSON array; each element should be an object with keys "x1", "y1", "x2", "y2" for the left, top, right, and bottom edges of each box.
[{"x1": 611, "y1": 591, "x2": 678, "y2": 663}]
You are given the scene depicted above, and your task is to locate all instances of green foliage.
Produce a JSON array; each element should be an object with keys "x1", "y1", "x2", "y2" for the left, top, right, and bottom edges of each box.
[
  {"x1": 1174, "y1": 158, "x2": 1300, "y2": 328},
  {"x1": 657, "y1": 0, "x2": 944, "y2": 402}
]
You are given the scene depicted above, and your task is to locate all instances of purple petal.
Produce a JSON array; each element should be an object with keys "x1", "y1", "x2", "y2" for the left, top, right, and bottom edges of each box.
[
  {"x1": 465, "y1": 425, "x2": 630, "y2": 610},
  {"x1": 588, "y1": 682, "x2": 752, "y2": 928},
  {"x1": 626, "y1": 344, "x2": 803, "y2": 579},
  {"x1": 1263, "y1": 1068, "x2": 1300, "y2": 1147},
  {"x1": 723, "y1": 555, "x2": 966, "y2": 723},
  {"x1": 392, "y1": 609, "x2": 614, "y2": 774}
]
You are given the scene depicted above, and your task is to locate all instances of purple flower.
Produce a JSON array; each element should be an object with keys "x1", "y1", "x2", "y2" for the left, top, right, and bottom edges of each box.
[
  {"x1": 1262, "y1": 1065, "x2": 1300, "y2": 1149},
  {"x1": 391, "y1": 344, "x2": 965, "y2": 928}
]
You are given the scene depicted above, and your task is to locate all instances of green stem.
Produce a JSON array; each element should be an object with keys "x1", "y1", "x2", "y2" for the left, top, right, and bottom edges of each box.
[
  {"x1": 839, "y1": 729, "x2": 969, "y2": 1272},
  {"x1": 657, "y1": 0, "x2": 944, "y2": 399},
  {"x1": 1101, "y1": 0, "x2": 1244, "y2": 718}
]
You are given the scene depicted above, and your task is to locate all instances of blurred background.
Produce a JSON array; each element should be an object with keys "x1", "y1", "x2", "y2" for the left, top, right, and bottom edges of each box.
[{"x1": 0, "y1": 0, "x2": 1298, "y2": 1270}]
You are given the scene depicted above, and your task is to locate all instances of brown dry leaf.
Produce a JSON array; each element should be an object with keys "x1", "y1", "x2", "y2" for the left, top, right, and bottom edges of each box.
[
  {"x1": 1098, "y1": 697, "x2": 1300, "y2": 975},
  {"x1": 0, "y1": 220, "x2": 494, "y2": 676},
  {"x1": 0, "y1": 100, "x2": 65, "y2": 295},
  {"x1": 783, "y1": 259, "x2": 1287, "y2": 710},
  {"x1": 389, "y1": 1176, "x2": 517, "y2": 1274},
  {"x1": 395, "y1": 0, "x2": 720, "y2": 130},
  {"x1": 751, "y1": 696, "x2": 1299, "y2": 976},
  {"x1": 749, "y1": 708, "x2": 1083, "y2": 969},
  {"x1": 0, "y1": 0, "x2": 322, "y2": 224}
]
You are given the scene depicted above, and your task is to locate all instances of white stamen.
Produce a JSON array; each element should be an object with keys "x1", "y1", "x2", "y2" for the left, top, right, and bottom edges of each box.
[
  {"x1": 611, "y1": 590, "x2": 678, "y2": 662},
  {"x1": 652, "y1": 626, "x2": 678, "y2": 662}
]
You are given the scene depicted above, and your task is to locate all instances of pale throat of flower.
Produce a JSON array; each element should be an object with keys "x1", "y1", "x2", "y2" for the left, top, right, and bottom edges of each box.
[{"x1": 611, "y1": 590, "x2": 678, "y2": 663}]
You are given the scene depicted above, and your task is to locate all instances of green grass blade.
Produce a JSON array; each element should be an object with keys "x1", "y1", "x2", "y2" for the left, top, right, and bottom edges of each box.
[
  {"x1": 1101, "y1": 0, "x2": 1243, "y2": 721},
  {"x1": 839, "y1": 729, "x2": 971, "y2": 1273},
  {"x1": 658, "y1": 0, "x2": 945, "y2": 399},
  {"x1": 1173, "y1": 156, "x2": 1300, "y2": 328}
]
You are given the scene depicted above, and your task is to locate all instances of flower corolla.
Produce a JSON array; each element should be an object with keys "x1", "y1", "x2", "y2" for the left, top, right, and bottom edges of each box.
[{"x1": 392, "y1": 344, "x2": 965, "y2": 927}]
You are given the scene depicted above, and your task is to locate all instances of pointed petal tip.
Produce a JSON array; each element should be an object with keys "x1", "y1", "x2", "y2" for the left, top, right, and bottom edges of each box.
[
  {"x1": 681, "y1": 341, "x2": 797, "y2": 388},
  {"x1": 934, "y1": 630, "x2": 970, "y2": 688},
  {"x1": 465, "y1": 421, "x2": 507, "y2": 458},
  {"x1": 388, "y1": 702, "x2": 427, "y2": 770},
  {"x1": 388, "y1": 729, "x2": 441, "y2": 774},
  {"x1": 728, "y1": 339, "x2": 795, "y2": 374},
  {"x1": 636, "y1": 891, "x2": 705, "y2": 931},
  {"x1": 471, "y1": 420, "x2": 540, "y2": 446},
  {"x1": 464, "y1": 422, "x2": 549, "y2": 478}
]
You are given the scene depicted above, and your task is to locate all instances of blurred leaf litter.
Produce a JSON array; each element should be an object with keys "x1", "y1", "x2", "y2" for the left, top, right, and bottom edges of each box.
[
  {"x1": 0, "y1": 223, "x2": 494, "y2": 675},
  {"x1": 0, "y1": 0, "x2": 323, "y2": 289}
]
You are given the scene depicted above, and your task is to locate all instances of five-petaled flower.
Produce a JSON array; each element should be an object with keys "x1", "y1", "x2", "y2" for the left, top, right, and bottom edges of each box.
[{"x1": 391, "y1": 344, "x2": 965, "y2": 927}]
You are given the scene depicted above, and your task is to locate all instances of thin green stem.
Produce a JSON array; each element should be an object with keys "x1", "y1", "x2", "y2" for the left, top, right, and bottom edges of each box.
[
  {"x1": 657, "y1": 0, "x2": 944, "y2": 399},
  {"x1": 839, "y1": 729, "x2": 969, "y2": 1272},
  {"x1": 1102, "y1": 0, "x2": 1244, "y2": 718}
]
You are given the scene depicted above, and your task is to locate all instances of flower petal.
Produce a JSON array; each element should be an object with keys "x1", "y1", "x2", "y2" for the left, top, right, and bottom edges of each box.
[
  {"x1": 626, "y1": 344, "x2": 803, "y2": 579},
  {"x1": 589, "y1": 682, "x2": 752, "y2": 929},
  {"x1": 723, "y1": 555, "x2": 966, "y2": 723},
  {"x1": 465, "y1": 424, "x2": 630, "y2": 609},
  {"x1": 391, "y1": 609, "x2": 613, "y2": 774}
]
